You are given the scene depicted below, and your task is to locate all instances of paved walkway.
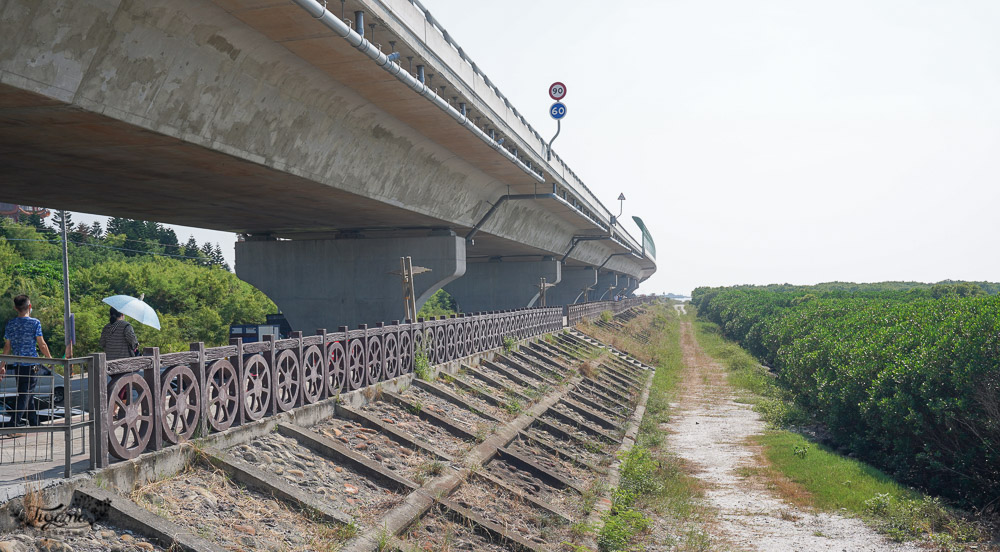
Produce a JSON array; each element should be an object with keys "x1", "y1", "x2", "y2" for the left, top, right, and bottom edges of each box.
[{"x1": 0, "y1": 426, "x2": 92, "y2": 502}]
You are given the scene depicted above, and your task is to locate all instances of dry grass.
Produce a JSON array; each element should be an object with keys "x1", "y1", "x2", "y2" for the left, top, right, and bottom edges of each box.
[
  {"x1": 129, "y1": 461, "x2": 358, "y2": 550},
  {"x1": 580, "y1": 358, "x2": 602, "y2": 379},
  {"x1": 363, "y1": 384, "x2": 385, "y2": 402},
  {"x1": 20, "y1": 480, "x2": 44, "y2": 528}
]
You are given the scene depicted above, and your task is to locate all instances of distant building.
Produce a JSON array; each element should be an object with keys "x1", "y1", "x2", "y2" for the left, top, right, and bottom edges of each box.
[{"x1": 0, "y1": 203, "x2": 50, "y2": 221}]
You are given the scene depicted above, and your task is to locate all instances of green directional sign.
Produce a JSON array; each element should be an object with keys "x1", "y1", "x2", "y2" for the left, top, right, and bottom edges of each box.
[{"x1": 632, "y1": 216, "x2": 655, "y2": 260}]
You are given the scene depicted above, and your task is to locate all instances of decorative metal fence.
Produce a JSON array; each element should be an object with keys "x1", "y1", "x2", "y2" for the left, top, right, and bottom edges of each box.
[
  {"x1": 566, "y1": 296, "x2": 652, "y2": 326},
  {"x1": 96, "y1": 307, "x2": 565, "y2": 464},
  {"x1": 91, "y1": 298, "x2": 653, "y2": 465}
]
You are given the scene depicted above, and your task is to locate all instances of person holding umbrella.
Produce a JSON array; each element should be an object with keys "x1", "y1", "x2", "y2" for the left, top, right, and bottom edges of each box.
[
  {"x1": 100, "y1": 294, "x2": 160, "y2": 358},
  {"x1": 100, "y1": 295, "x2": 159, "y2": 411},
  {"x1": 99, "y1": 307, "x2": 139, "y2": 360}
]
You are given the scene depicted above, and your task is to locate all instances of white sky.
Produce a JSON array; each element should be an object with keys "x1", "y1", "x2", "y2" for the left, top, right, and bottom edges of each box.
[
  {"x1": 424, "y1": 0, "x2": 1000, "y2": 294},
  {"x1": 71, "y1": 1, "x2": 1000, "y2": 294}
]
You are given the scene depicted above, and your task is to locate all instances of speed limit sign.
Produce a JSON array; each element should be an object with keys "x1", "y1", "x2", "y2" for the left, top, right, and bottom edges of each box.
[
  {"x1": 549, "y1": 102, "x2": 567, "y2": 120},
  {"x1": 549, "y1": 82, "x2": 566, "y2": 100}
]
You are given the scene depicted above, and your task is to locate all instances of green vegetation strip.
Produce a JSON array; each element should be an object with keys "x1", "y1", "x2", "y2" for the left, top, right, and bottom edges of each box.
[
  {"x1": 690, "y1": 306, "x2": 990, "y2": 549},
  {"x1": 582, "y1": 305, "x2": 714, "y2": 552},
  {"x1": 691, "y1": 283, "x2": 1000, "y2": 510}
]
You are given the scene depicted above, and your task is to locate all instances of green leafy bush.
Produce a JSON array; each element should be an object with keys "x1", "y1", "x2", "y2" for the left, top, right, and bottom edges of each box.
[{"x1": 691, "y1": 283, "x2": 1000, "y2": 509}]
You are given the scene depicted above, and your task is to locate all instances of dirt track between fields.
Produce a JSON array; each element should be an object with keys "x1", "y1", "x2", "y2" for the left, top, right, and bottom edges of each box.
[{"x1": 663, "y1": 317, "x2": 924, "y2": 551}]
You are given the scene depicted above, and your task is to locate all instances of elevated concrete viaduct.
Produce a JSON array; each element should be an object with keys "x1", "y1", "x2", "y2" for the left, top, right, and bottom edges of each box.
[{"x1": 0, "y1": 0, "x2": 656, "y2": 328}]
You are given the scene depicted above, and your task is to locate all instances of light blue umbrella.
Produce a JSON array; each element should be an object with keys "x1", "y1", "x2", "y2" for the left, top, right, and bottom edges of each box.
[{"x1": 102, "y1": 294, "x2": 161, "y2": 330}]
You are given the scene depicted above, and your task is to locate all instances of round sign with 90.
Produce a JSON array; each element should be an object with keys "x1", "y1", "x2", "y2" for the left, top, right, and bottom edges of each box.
[{"x1": 549, "y1": 82, "x2": 566, "y2": 100}]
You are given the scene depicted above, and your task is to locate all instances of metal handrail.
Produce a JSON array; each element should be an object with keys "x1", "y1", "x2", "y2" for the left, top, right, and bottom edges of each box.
[{"x1": 0, "y1": 354, "x2": 95, "y2": 477}]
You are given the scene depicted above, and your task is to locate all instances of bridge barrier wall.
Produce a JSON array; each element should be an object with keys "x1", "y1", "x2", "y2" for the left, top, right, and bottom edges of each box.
[{"x1": 95, "y1": 298, "x2": 653, "y2": 465}]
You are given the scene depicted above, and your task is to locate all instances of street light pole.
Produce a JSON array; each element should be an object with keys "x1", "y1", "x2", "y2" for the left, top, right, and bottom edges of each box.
[{"x1": 59, "y1": 210, "x2": 73, "y2": 358}]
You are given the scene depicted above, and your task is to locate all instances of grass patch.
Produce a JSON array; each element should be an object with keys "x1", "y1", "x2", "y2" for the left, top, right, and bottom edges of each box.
[
  {"x1": 413, "y1": 350, "x2": 433, "y2": 381},
  {"x1": 755, "y1": 431, "x2": 984, "y2": 546},
  {"x1": 587, "y1": 303, "x2": 718, "y2": 551},
  {"x1": 691, "y1": 317, "x2": 808, "y2": 428}
]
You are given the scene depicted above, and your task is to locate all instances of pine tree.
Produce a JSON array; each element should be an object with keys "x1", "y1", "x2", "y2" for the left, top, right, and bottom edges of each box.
[
  {"x1": 73, "y1": 222, "x2": 90, "y2": 240},
  {"x1": 26, "y1": 213, "x2": 55, "y2": 239},
  {"x1": 183, "y1": 236, "x2": 200, "y2": 259},
  {"x1": 200, "y1": 242, "x2": 215, "y2": 265},
  {"x1": 51, "y1": 210, "x2": 73, "y2": 231},
  {"x1": 89, "y1": 221, "x2": 103, "y2": 239},
  {"x1": 212, "y1": 243, "x2": 230, "y2": 271},
  {"x1": 106, "y1": 216, "x2": 126, "y2": 236}
]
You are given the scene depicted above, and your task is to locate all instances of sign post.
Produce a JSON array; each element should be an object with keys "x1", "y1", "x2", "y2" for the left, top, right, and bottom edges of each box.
[{"x1": 546, "y1": 82, "x2": 567, "y2": 161}]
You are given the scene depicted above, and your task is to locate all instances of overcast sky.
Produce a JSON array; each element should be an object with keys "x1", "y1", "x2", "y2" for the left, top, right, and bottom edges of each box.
[
  {"x1": 425, "y1": 0, "x2": 1000, "y2": 294},
  {"x1": 74, "y1": 1, "x2": 1000, "y2": 295}
]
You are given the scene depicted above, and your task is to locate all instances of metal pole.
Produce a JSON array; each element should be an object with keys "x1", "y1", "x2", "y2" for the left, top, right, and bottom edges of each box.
[
  {"x1": 399, "y1": 257, "x2": 410, "y2": 321},
  {"x1": 405, "y1": 257, "x2": 417, "y2": 321},
  {"x1": 63, "y1": 358, "x2": 72, "y2": 477},
  {"x1": 546, "y1": 119, "x2": 561, "y2": 161},
  {"x1": 59, "y1": 211, "x2": 72, "y2": 358}
]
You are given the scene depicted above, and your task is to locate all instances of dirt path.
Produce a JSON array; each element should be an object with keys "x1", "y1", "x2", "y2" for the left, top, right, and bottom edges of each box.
[{"x1": 664, "y1": 319, "x2": 923, "y2": 551}]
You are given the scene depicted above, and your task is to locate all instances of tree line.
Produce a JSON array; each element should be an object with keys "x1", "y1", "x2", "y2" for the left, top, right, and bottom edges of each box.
[
  {"x1": 691, "y1": 282, "x2": 1000, "y2": 510},
  {"x1": 1, "y1": 217, "x2": 275, "y2": 355},
  {"x1": 23, "y1": 212, "x2": 230, "y2": 270}
]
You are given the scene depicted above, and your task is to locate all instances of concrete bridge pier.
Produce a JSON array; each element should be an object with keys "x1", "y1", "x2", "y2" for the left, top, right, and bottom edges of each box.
[
  {"x1": 596, "y1": 272, "x2": 619, "y2": 301},
  {"x1": 547, "y1": 266, "x2": 598, "y2": 305},
  {"x1": 236, "y1": 232, "x2": 466, "y2": 331},
  {"x1": 617, "y1": 276, "x2": 639, "y2": 298},
  {"x1": 444, "y1": 258, "x2": 561, "y2": 312}
]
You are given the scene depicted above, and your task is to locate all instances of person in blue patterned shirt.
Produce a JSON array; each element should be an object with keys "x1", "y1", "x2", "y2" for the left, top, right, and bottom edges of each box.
[{"x1": 0, "y1": 294, "x2": 53, "y2": 428}]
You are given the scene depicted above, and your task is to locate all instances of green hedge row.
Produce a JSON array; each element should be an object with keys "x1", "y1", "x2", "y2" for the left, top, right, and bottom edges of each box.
[{"x1": 691, "y1": 285, "x2": 1000, "y2": 509}]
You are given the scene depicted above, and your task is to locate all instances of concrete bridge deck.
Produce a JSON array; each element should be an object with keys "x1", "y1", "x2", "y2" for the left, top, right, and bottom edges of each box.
[{"x1": 0, "y1": 0, "x2": 655, "y2": 327}]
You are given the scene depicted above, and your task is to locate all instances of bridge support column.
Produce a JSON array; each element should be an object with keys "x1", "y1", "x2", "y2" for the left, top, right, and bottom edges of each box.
[
  {"x1": 444, "y1": 258, "x2": 561, "y2": 312},
  {"x1": 596, "y1": 272, "x2": 619, "y2": 301},
  {"x1": 617, "y1": 276, "x2": 639, "y2": 298},
  {"x1": 236, "y1": 232, "x2": 466, "y2": 331},
  {"x1": 547, "y1": 266, "x2": 598, "y2": 305}
]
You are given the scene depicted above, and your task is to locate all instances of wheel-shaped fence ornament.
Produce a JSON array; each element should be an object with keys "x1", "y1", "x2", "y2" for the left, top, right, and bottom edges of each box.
[
  {"x1": 326, "y1": 341, "x2": 347, "y2": 396},
  {"x1": 399, "y1": 330, "x2": 413, "y2": 374},
  {"x1": 206, "y1": 359, "x2": 239, "y2": 432},
  {"x1": 487, "y1": 319, "x2": 496, "y2": 349},
  {"x1": 463, "y1": 322, "x2": 474, "y2": 355},
  {"x1": 384, "y1": 332, "x2": 399, "y2": 379},
  {"x1": 301, "y1": 345, "x2": 324, "y2": 404},
  {"x1": 434, "y1": 326, "x2": 446, "y2": 363},
  {"x1": 426, "y1": 328, "x2": 437, "y2": 363},
  {"x1": 274, "y1": 350, "x2": 300, "y2": 412},
  {"x1": 472, "y1": 320, "x2": 482, "y2": 353},
  {"x1": 107, "y1": 373, "x2": 153, "y2": 460},
  {"x1": 454, "y1": 323, "x2": 465, "y2": 358},
  {"x1": 160, "y1": 364, "x2": 200, "y2": 445},
  {"x1": 367, "y1": 335, "x2": 384, "y2": 384},
  {"x1": 447, "y1": 324, "x2": 458, "y2": 360},
  {"x1": 347, "y1": 339, "x2": 366, "y2": 390},
  {"x1": 242, "y1": 354, "x2": 272, "y2": 421}
]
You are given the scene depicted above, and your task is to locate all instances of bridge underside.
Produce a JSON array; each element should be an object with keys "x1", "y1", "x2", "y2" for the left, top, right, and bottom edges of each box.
[
  {"x1": 0, "y1": 84, "x2": 565, "y2": 262},
  {"x1": 0, "y1": 0, "x2": 655, "y2": 328}
]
